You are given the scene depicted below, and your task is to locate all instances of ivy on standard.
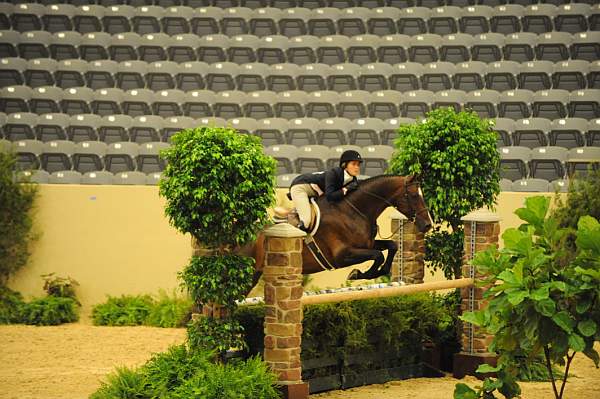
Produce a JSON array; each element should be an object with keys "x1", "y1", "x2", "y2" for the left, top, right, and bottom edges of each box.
[
  {"x1": 455, "y1": 196, "x2": 600, "y2": 399},
  {"x1": 388, "y1": 108, "x2": 500, "y2": 279},
  {"x1": 159, "y1": 126, "x2": 276, "y2": 352}
]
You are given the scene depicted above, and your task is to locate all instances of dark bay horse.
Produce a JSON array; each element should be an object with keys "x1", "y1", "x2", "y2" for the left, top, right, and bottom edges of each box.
[{"x1": 241, "y1": 175, "x2": 433, "y2": 282}]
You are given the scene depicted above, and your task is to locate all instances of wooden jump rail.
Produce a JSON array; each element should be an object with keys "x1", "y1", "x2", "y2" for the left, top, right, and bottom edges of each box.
[{"x1": 301, "y1": 278, "x2": 475, "y2": 306}]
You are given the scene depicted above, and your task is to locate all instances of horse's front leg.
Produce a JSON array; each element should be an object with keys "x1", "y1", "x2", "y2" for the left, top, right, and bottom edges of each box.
[
  {"x1": 373, "y1": 239, "x2": 398, "y2": 278},
  {"x1": 340, "y1": 247, "x2": 385, "y2": 280}
]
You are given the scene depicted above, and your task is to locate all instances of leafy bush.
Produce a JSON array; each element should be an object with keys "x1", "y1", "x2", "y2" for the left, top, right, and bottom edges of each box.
[
  {"x1": 20, "y1": 296, "x2": 78, "y2": 325},
  {"x1": 90, "y1": 345, "x2": 281, "y2": 399},
  {"x1": 389, "y1": 108, "x2": 500, "y2": 279},
  {"x1": 92, "y1": 292, "x2": 193, "y2": 328},
  {"x1": 92, "y1": 295, "x2": 154, "y2": 326},
  {"x1": 0, "y1": 151, "x2": 38, "y2": 286},
  {"x1": 0, "y1": 285, "x2": 25, "y2": 324},
  {"x1": 145, "y1": 290, "x2": 192, "y2": 328},
  {"x1": 159, "y1": 126, "x2": 276, "y2": 249},
  {"x1": 455, "y1": 196, "x2": 600, "y2": 399},
  {"x1": 159, "y1": 125, "x2": 276, "y2": 352},
  {"x1": 235, "y1": 292, "x2": 460, "y2": 363}
]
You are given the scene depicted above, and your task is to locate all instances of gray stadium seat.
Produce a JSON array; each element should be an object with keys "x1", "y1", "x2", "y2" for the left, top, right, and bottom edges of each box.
[
  {"x1": 25, "y1": 58, "x2": 56, "y2": 88},
  {"x1": 381, "y1": 117, "x2": 415, "y2": 146},
  {"x1": 81, "y1": 170, "x2": 114, "y2": 185},
  {"x1": 41, "y1": 140, "x2": 75, "y2": 173},
  {"x1": 296, "y1": 144, "x2": 330, "y2": 173},
  {"x1": 276, "y1": 173, "x2": 299, "y2": 187},
  {"x1": 286, "y1": 117, "x2": 319, "y2": 145},
  {"x1": 499, "y1": 146, "x2": 531, "y2": 181},
  {"x1": 55, "y1": 59, "x2": 87, "y2": 89},
  {"x1": 183, "y1": 89, "x2": 215, "y2": 118},
  {"x1": 254, "y1": 117, "x2": 288, "y2": 146},
  {"x1": 68, "y1": 114, "x2": 101, "y2": 143},
  {"x1": 35, "y1": 113, "x2": 69, "y2": 142},
  {"x1": 265, "y1": 144, "x2": 299, "y2": 174},
  {"x1": 113, "y1": 171, "x2": 147, "y2": 185},
  {"x1": 349, "y1": 118, "x2": 383, "y2": 146},
  {"x1": 315, "y1": 117, "x2": 350, "y2": 146},
  {"x1": 137, "y1": 141, "x2": 169, "y2": 173},
  {"x1": 92, "y1": 88, "x2": 124, "y2": 116},
  {"x1": 370, "y1": 90, "x2": 402, "y2": 119},
  {"x1": 486, "y1": 61, "x2": 519, "y2": 92},
  {"x1": 454, "y1": 60, "x2": 487, "y2": 91},
  {"x1": 512, "y1": 117, "x2": 550, "y2": 148},
  {"x1": 50, "y1": 31, "x2": 82, "y2": 61},
  {"x1": 48, "y1": 170, "x2": 82, "y2": 184},
  {"x1": 4, "y1": 112, "x2": 37, "y2": 141},
  {"x1": 532, "y1": 89, "x2": 569, "y2": 120},
  {"x1": 567, "y1": 147, "x2": 600, "y2": 178},
  {"x1": 518, "y1": 61, "x2": 553, "y2": 91},
  {"x1": 552, "y1": 60, "x2": 589, "y2": 91},
  {"x1": 99, "y1": 114, "x2": 133, "y2": 144},
  {"x1": 130, "y1": 115, "x2": 164, "y2": 143},
  {"x1": 568, "y1": 89, "x2": 600, "y2": 119},
  {"x1": 549, "y1": 118, "x2": 587, "y2": 149},
  {"x1": 73, "y1": 141, "x2": 107, "y2": 173},
  {"x1": 105, "y1": 142, "x2": 140, "y2": 173},
  {"x1": 529, "y1": 146, "x2": 567, "y2": 181},
  {"x1": 109, "y1": 32, "x2": 142, "y2": 62},
  {"x1": 86, "y1": 60, "x2": 118, "y2": 90},
  {"x1": 511, "y1": 178, "x2": 550, "y2": 192},
  {"x1": 361, "y1": 144, "x2": 394, "y2": 176}
]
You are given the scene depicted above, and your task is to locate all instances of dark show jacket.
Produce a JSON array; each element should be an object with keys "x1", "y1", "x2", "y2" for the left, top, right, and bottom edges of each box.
[{"x1": 291, "y1": 166, "x2": 358, "y2": 202}]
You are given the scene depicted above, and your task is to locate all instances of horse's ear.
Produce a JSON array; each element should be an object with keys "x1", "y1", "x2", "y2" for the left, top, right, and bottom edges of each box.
[{"x1": 406, "y1": 175, "x2": 416, "y2": 183}]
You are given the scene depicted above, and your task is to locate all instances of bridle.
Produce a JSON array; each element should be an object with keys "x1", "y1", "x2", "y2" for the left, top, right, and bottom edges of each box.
[{"x1": 345, "y1": 178, "x2": 427, "y2": 239}]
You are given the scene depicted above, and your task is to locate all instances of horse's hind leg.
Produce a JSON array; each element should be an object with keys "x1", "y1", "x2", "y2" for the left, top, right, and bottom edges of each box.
[{"x1": 343, "y1": 248, "x2": 385, "y2": 280}]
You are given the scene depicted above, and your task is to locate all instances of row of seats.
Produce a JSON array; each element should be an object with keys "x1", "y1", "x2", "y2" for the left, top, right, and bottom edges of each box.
[
  {"x1": 3, "y1": 112, "x2": 600, "y2": 148},
  {"x1": 499, "y1": 145, "x2": 600, "y2": 179},
  {"x1": 3, "y1": 58, "x2": 599, "y2": 92},
  {"x1": 2, "y1": 0, "x2": 591, "y2": 10},
  {"x1": 3, "y1": 3, "x2": 597, "y2": 36},
  {"x1": 15, "y1": 168, "x2": 163, "y2": 185},
  {"x1": 2, "y1": 138, "x2": 168, "y2": 174},
  {"x1": 2, "y1": 85, "x2": 599, "y2": 120},
  {"x1": 3, "y1": 31, "x2": 599, "y2": 64},
  {"x1": 500, "y1": 177, "x2": 569, "y2": 192},
  {"x1": 2, "y1": 138, "x2": 397, "y2": 176}
]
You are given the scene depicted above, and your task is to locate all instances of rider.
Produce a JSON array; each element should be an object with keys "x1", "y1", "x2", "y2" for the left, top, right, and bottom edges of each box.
[{"x1": 289, "y1": 150, "x2": 363, "y2": 232}]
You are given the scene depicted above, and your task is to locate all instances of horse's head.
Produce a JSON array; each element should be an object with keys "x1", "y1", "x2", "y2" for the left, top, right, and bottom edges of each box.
[{"x1": 396, "y1": 175, "x2": 433, "y2": 233}]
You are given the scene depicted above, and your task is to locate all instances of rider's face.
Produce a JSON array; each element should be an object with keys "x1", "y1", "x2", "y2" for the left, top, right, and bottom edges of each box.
[{"x1": 345, "y1": 160, "x2": 361, "y2": 177}]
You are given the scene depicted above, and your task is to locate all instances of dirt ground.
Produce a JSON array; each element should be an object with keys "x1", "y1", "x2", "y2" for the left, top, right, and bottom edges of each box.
[{"x1": 0, "y1": 323, "x2": 598, "y2": 399}]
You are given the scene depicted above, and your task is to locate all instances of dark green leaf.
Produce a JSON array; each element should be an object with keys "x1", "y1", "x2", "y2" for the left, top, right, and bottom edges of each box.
[{"x1": 577, "y1": 320, "x2": 597, "y2": 337}]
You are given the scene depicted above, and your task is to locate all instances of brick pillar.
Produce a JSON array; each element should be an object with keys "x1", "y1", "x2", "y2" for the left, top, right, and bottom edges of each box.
[
  {"x1": 263, "y1": 224, "x2": 309, "y2": 399},
  {"x1": 453, "y1": 209, "x2": 500, "y2": 379},
  {"x1": 390, "y1": 210, "x2": 425, "y2": 284}
]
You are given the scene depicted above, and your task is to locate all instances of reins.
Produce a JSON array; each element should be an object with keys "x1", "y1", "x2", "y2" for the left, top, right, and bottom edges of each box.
[{"x1": 344, "y1": 179, "x2": 421, "y2": 240}]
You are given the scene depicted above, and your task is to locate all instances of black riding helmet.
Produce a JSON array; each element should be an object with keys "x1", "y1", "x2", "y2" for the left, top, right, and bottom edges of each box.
[{"x1": 339, "y1": 150, "x2": 363, "y2": 168}]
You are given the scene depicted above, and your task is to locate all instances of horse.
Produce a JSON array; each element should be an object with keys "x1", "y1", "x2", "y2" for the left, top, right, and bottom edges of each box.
[{"x1": 240, "y1": 175, "x2": 433, "y2": 283}]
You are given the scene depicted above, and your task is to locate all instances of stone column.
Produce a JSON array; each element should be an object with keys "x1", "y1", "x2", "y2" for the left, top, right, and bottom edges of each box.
[
  {"x1": 389, "y1": 210, "x2": 425, "y2": 284},
  {"x1": 263, "y1": 224, "x2": 309, "y2": 399},
  {"x1": 453, "y1": 209, "x2": 500, "y2": 379}
]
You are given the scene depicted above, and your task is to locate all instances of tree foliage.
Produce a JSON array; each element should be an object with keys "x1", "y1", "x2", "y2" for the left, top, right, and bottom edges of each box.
[
  {"x1": 0, "y1": 151, "x2": 37, "y2": 286},
  {"x1": 455, "y1": 196, "x2": 600, "y2": 399},
  {"x1": 159, "y1": 126, "x2": 276, "y2": 353},
  {"x1": 159, "y1": 126, "x2": 276, "y2": 249},
  {"x1": 389, "y1": 108, "x2": 500, "y2": 279}
]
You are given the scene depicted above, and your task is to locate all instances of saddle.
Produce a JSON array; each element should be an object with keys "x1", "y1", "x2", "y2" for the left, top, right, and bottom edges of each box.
[
  {"x1": 273, "y1": 199, "x2": 334, "y2": 271},
  {"x1": 273, "y1": 198, "x2": 320, "y2": 235}
]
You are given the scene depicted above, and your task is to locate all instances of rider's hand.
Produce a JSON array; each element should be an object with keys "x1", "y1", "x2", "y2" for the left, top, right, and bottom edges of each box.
[
  {"x1": 342, "y1": 187, "x2": 348, "y2": 195},
  {"x1": 346, "y1": 181, "x2": 359, "y2": 191}
]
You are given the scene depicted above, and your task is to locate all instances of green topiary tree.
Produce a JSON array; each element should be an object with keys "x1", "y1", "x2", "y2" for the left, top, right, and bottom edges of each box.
[
  {"x1": 388, "y1": 108, "x2": 500, "y2": 279},
  {"x1": 159, "y1": 126, "x2": 276, "y2": 353},
  {"x1": 0, "y1": 151, "x2": 37, "y2": 286}
]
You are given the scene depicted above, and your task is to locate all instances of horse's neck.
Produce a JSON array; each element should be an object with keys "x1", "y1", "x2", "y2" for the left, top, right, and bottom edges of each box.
[{"x1": 348, "y1": 176, "x2": 403, "y2": 223}]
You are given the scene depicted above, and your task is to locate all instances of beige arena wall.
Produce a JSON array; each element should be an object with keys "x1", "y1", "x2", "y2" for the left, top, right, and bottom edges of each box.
[{"x1": 7, "y1": 185, "x2": 559, "y2": 316}]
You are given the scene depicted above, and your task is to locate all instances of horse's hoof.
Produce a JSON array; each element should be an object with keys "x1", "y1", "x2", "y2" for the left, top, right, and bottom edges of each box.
[{"x1": 347, "y1": 269, "x2": 361, "y2": 280}]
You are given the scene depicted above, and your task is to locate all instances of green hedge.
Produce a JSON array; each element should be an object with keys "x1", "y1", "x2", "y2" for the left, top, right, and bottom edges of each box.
[
  {"x1": 1, "y1": 286, "x2": 79, "y2": 326},
  {"x1": 92, "y1": 292, "x2": 192, "y2": 328},
  {"x1": 91, "y1": 345, "x2": 281, "y2": 399},
  {"x1": 235, "y1": 292, "x2": 461, "y2": 363}
]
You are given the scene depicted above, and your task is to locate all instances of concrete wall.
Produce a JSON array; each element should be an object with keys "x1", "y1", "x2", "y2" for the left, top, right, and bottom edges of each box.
[{"x1": 7, "y1": 185, "x2": 557, "y2": 315}]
